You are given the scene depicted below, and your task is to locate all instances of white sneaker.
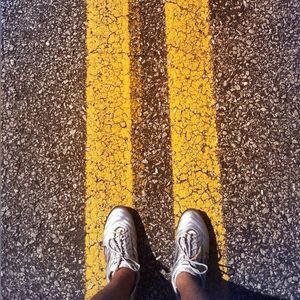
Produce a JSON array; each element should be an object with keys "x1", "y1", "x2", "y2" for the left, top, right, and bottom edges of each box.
[
  {"x1": 171, "y1": 210, "x2": 209, "y2": 294},
  {"x1": 103, "y1": 206, "x2": 140, "y2": 295}
]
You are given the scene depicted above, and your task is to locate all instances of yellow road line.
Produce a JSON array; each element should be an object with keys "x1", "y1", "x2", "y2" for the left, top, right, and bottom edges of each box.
[
  {"x1": 165, "y1": 0, "x2": 227, "y2": 268},
  {"x1": 85, "y1": 0, "x2": 132, "y2": 298}
]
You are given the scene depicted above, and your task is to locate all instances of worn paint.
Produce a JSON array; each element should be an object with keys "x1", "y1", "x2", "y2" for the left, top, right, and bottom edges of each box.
[
  {"x1": 165, "y1": 0, "x2": 227, "y2": 270},
  {"x1": 85, "y1": 0, "x2": 133, "y2": 298},
  {"x1": 85, "y1": 0, "x2": 227, "y2": 297}
]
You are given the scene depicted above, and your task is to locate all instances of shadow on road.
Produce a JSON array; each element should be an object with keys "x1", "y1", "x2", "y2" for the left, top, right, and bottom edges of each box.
[
  {"x1": 200, "y1": 211, "x2": 282, "y2": 300},
  {"x1": 128, "y1": 207, "x2": 281, "y2": 300},
  {"x1": 128, "y1": 207, "x2": 175, "y2": 300}
]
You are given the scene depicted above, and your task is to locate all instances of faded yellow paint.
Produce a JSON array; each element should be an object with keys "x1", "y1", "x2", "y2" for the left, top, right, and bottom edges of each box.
[
  {"x1": 85, "y1": 0, "x2": 132, "y2": 298},
  {"x1": 165, "y1": 0, "x2": 227, "y2": 269},
  {"x1": 85, "y1": 0, "x2": 227, "y2": 296}
]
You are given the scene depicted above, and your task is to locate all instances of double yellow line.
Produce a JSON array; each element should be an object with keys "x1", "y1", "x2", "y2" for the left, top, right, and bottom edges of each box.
[{"x1": 85, "y1": 0, "x2": 226, "y2": 298}]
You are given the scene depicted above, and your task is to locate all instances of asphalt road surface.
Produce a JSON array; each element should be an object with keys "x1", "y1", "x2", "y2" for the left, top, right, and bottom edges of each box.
[{"x1": 1, "y1": 0, "x2": 299, "y2": 299}]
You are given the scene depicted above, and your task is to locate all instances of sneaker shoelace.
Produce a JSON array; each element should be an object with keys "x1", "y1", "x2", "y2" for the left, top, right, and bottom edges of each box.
[
  {"x1": 177, "y1": 231, "x2": 208, "y2": 276},
  {"x1": 106, "y1": 227, "x2": 139, "y2": 273}
]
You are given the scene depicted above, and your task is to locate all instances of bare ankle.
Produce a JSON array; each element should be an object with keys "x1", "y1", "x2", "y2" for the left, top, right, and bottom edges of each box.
[
  {"x1": 112, "y1": 267, "x2": 136, "y2": 284},
  {"x1": 176, "y1": 272, "x2": 209, "y2": 300}
]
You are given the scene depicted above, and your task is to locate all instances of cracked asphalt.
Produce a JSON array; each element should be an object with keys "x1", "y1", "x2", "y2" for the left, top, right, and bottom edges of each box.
[
  {"x1": 1, "y1": 0, "x2": 86, "y2": 299},
  {"x1": 210, "y1": 0, "x2": 299, "y2": 298},
  {"x1": 1, "y1": 0, "x2": 299, "y2": 299}
]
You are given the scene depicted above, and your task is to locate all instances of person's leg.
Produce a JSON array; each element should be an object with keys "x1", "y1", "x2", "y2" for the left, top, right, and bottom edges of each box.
[
  {"x1": 91, "y1": 206, "x2": 140, "y2": 300},
  {"x1": 176, "y1": 272, "x2": 209, "y2": 300},
  {"x1": 171, "y1": 209, "x2": 210, "y2": 300},
  {"x1": 91, "y1": 268, "x2": 135, "y2": 300}
]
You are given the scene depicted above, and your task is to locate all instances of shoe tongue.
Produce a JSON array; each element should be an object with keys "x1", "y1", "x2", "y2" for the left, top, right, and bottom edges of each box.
[
  {"x1": 119, "y1": 259, "x2": 132, "y2": 270},
  {"x1": 120, "y1": 257, "x2": 140, "y2": 272},
  {"x1": 172, "y1": 263, "x2": 206, "y2": 292},
  {"x1": 109, "y1": 258, "x2": 139, "y2": 283}
]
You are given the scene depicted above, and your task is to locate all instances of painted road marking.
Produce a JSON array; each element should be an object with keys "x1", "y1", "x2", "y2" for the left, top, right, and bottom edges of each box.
[
  {"x1": 165, "y1": 0, "x2": 227, "y2": 267},
  {"x1": 85, "y1": 0, "x2": 132, "y2": 298},
  {"x1": 86, "y1": 0, "x2": 227, "y2": 297}
]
